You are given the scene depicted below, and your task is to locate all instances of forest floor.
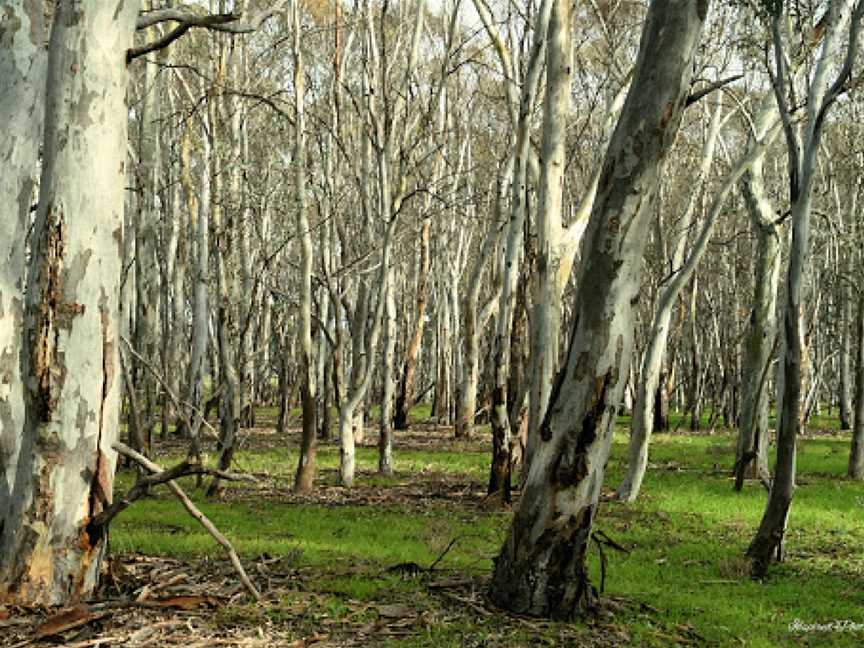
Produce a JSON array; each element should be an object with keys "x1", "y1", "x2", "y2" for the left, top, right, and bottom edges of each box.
[{"x1": 2, "y1": 408, "x2": 863, "y2": 647}]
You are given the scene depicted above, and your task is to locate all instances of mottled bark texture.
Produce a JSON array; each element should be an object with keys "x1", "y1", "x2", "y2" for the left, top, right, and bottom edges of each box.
[
  {"x1": 0, "y1": 0, "x2": 138, "y2": 606},
  {"x1": 0, "y1": 0, "x2": 45, "y2": 523},
  {"x1": 489, "y1": 0, "x2": 707, "y2": 618}
]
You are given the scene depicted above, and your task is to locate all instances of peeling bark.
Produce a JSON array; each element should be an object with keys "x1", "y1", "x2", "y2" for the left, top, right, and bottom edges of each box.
[
  {"x1": 489, "y1": 0, "x2": 706, "y2": 618},
  {"x1": 0, "y1": 0, "x2": 137, "y2": 606},
  {"x1": 0, "y1": 0, "x2": 44, "y2": 519}
]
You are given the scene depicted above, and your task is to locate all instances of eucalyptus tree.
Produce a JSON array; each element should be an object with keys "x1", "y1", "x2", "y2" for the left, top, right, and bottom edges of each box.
[
  {"x1": 849, "y1": 289, "x2": 864, "y2": 477},
  {"x1": 0, "y1": 0, "x2": 288, "y2": 604},
  {"x1": 292, "y1": 0, "x2": 317, "y2": 492},
  {"x1": 748, "y1": 0, "x2": 864, "y2": 578},
  {"x1": 0, "y1": 0, "x2": 138, "y2": 605},
  {"x1": 455, "y1": 205, "x2": 503, "y2": 439},
  {"x1": 474, "y1": 0, "x2": 553, "y2": 500},
  {"x1": 0, "y1": 0, "x2": 45, "y2": 540},
  {"x1": 616, "y1": 96, "x2": 728, "y2": 500},
  {"x1": 734, "y1": 93, "x2": 788, "y2": 490},
  {"x1": 131, "y1": 0, "x2": 164, "y2": 452},
  {"x1": 524, "y1": 0, "x2": 634, "y2": 477},
  {"x1": 489, "y1": 0, "x2": 708, "y2": 617}
]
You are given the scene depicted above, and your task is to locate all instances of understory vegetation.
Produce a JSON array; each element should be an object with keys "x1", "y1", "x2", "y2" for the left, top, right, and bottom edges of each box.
[{"x1": 76, "y1": 407, "x2": 864, "y2": 647}]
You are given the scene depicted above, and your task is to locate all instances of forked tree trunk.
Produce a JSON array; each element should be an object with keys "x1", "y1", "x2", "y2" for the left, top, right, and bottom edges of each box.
[
  {"x1": 732, "y1": 92, "x2": 784, "y2": 489},
  {"x1": 0, "y1": 0, "x2": 137, "y2": 606},
  {"x1": 747, "y1": 0, "x2": 863, "y2": 578},
  {"x1": 489, "y1": 0, "x2": 706, "y2": 618}
]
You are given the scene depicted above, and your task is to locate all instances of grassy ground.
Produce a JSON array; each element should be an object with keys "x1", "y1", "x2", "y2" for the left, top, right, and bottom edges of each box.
[{"x1": 88, "y1": 410, "x2": 864, "y2": 647}]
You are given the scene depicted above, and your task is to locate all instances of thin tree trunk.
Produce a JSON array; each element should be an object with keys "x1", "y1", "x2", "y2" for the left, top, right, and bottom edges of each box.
[
  {"x1": 394, "y1": 219, "x2": 431, "y2": 430},
  {"x1": 734, "y1": 94, "x2": 785, "y2": 489},
  {"x1": 207, "y1": 51, "x2": 242, "y2": 496},
  {"x1": 747, "y1": 0, "x2": 863, "y2": 577},
  {"x1": 847, "y1": 294, "x2": 864, "y2": 478},
  {"x1": 839, "y1": 284, "x2": 853, "y2": 430},
  {"x1": 488, "y1": 0, "x2": 553, "y2": 501},
  {"x1": 526, "y1": 0, "x2": 570, "y2": 475},
  {"x1": 292, "y1": 1, "x2": 317, "y2": 493}
]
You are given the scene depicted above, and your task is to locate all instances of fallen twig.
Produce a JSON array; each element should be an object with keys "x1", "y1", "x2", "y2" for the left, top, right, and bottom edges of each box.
[
  {"x1": 88, "y1": 455, "x2": 256, "y2": 535},
  {"x1": 111, "y1": 442, "x2": 261, "y2": 600}
]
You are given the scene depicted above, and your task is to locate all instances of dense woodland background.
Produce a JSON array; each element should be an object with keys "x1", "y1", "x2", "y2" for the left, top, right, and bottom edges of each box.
[{"x1": 3, "y1": 0, "x2": 864, "y2": 644}]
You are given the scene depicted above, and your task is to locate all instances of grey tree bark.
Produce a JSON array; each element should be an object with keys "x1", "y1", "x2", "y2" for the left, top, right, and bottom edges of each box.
[
  {"x1": 734, "y1": 95, "x2": 785, "y2": 490},
  {"x1": 0, "y1": 0, "x2": 45, "y2": 522},
  {"x1": 292, "y1": 0, "x2": 317, "y2": 493},
  {"x1": 748, "y1": 0, "x2": 864, "y2": 578},
  {"x1": 488, "y1": 0, "x2": 552, "y2": 500},
  {"x1": 0, "y1": 0, "x2": 138, "y2": 605},
  {"x1": 488, "y1": 0, "x2": 707, "y2": 618}
]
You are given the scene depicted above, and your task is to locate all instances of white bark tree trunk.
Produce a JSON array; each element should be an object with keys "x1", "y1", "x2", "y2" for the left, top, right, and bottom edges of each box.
[
  {"x1": 292, "y1": 0, "x2": 317, "y2": 492},
  {"x1": 734, "y1": 95, "x2": 785, "y2": 490},
  {"x1": 526, "y1": 0, "x2": 569, "y2": 473},
  {"x1": 749, "y1": 0, "x2": 864, "y2": 578},
  {"x1": 0, "y1": 0, "x2": 138, "y2": 606},
  {"x1": 0, "y1": 0, "x2": 45, "y2": 520},
  {"x1": 489, "y1": 0, "x2": 706, "y2": 617},
  {"x1": 489, "y1": 0, "x2": 553, "y2": 500},
  {"x1": 616, "y1": 97, "x2": 726, "y2": 501}
]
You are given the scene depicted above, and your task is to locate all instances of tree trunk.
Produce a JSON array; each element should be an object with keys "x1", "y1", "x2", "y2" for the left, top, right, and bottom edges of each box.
[
  {"x1": 379, "y1": 265, "x2": 397, "y2": 475},
  {"x1": 207, "y1": 67, "x2": 242, "y2": 496},
  {"x1": 848, "y1": 294, "x2": 864, "y2": 478},
  {"x1": 292, "y1": 2, "x2": 317, "y2": 493},
  {"x1": 735, "y1": 212, "x2": 781, "y2": 487},
  {"x1": 0, "y1": 0, "x2": 137, "y2": 605},
  {"x1": 839, "y1": 285, "x2": 853, "y2": 430},
  {"x1": 527, "y1": 0, "x2": 570, "y2": 472},
  {"x1": 0, "y1": 0, "x2": 44, "y2": 520},
  {"x1": 488, "y1": 0, "x2": 553, "y2": 499},
  {"x1": 747, "y1": 0, "x2": 863, "y2": 577},
  {"x1": 180, "y1": 129, "x2": 209, "y2": 455},
  {"x1": 489, "y1": 0, "x2": 706, "y2": 618},
  {"x1": 132, "y1": 29, "x2": 161, "y2": 452},
  {"x1": 394, "y1": 219, "x2": 431, "y2": 430},
  {"x1": 616, "y1": 97, "x2": 727, "y2": 502}
]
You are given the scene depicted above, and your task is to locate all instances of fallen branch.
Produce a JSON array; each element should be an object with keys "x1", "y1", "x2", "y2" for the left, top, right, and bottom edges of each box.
[
  {"x1": 110, "y1": 442, "x2": 261, "y2": 600},
  {"x1": 88, "y1": 456, "x2": 256, "y2": 537}
]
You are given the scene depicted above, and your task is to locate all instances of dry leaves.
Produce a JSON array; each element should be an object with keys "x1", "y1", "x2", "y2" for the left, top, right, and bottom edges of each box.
[{"x1": 32, "y1": 606, "x2": 107, "y2": 640}]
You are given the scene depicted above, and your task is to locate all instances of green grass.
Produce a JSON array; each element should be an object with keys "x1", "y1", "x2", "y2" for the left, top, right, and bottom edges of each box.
[{"x1": 110, "y1": 408, "x2": 864, "y2": 647}]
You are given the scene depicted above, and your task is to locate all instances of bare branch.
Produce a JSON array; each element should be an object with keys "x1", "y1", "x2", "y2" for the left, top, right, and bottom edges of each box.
[
  {"x1": 131, "y1": 2, "x2": 289, "y2": 61},
  {"x1": 111, "y1": 442, "x2": 261, "y2": 600}
]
